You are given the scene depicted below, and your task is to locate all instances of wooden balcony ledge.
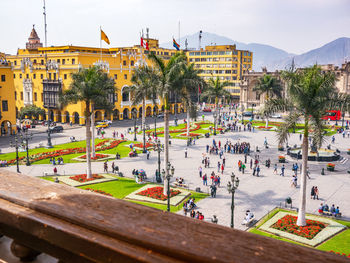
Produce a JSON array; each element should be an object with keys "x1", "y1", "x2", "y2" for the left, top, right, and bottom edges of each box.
[{"x1": 0, "y1": 170, "x2": 348, "y2": 263}]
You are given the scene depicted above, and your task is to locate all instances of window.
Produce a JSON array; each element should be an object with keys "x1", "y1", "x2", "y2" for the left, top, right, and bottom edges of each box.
[
  {"x1": 2, "y1": 100, "x2": 8, "y2": 111},
  {"x1": 1, "y1": 75, "x2": 5, "y2": 82},
  {"x1": 15, "y1": 92, "x2": 17, "y2": 100},
  {"x1": 124, "y1": 74, "x2": 127, "y2": 79},
  {"x1": 41, "y1": 60, "x2": 44, "y2": 65},
  {"x1": 33, "y1": 74, "x2": 36, "y2": 79},
  {"x1": 14, "y1": 60, "x2": 17, "y2": 65},
  {"x1": 53, "y1": 73, "x2": 56, "y2": 80},
  {"x1": 72, "y1": 59, "x2": 75, "y2": 64},
  {"x1": 114, "y1": 74, "x2": 117, "y2": 80},
  {"x1": 26, "y1": 74, "x2": 29, "y2": 79},
  {"x1": 34, "y1": 92, "x2": 37, "y2": 101},
  {"x1": 21, "y1": 92, "x2": 23, "y2": 100},
  {"x1": 123, "y1": 61, "x2": 126, "y2": 66},
  {"x1": 207, "y1": 52, "x2": 212, "y2": 55},
  {"x1": 225, "y1": 70, "x2": 231, "y2": 74},
  {"x1": 49, "y1": 73, "x2": 51, "y2": 80},
  {"x1": 201, "y1": 52, "x2": 206, "y2": 56},
  {"x1": 40, "y1": 74, "x2": 43, "y2": 79},
  {"x1": 41, "y1": 93, "x2": 43, "y2": 101},
  {"x1": 34, "y1": 59, "x2": 37, "y2": 64},
  {"x1": 131, "y1": 61, "x2": 134, "y2": 66},
  {"x1": 20, "y1": 74, "x2": 22, "y2": 79},
  {"x1": 57, "y1": 59, "x2": 60, "y2": 63},
  {"x1": 13, "y1": 74, "x2": 16, "y2": 79},
  {"x1": 62, "y1": 59, "x2": 65, "y2": 65},
  {"x1": 200, "y1": 58, "x2": 206, "y2": 62},
  {"x1": 195, "y1": 58, "x2": 200, "y2": 62},
  {"x1": 64, "y1": 74, "x2": 67, "y2": 80}
]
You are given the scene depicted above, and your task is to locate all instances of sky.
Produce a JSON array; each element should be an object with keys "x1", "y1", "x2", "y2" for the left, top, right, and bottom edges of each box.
[{"x1": 1, "y1": 0, "x2": 349, "y2": 55}]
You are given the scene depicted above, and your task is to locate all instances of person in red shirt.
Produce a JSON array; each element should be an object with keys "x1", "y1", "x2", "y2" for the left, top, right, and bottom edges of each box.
[{"x1": 221, "y1": 163, "x2": 224, "y2": 174}]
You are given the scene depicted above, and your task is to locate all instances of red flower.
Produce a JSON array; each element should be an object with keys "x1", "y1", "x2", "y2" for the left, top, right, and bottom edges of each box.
[
  {"x1": 69, "y1": 174, "x2": 104, "y2": 183},
  {"x1": 136, "y1": 186, "x2": 181, "y2": 201}
]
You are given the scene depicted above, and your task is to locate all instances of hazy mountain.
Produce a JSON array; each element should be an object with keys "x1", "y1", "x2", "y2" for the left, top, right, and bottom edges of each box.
[
  {"x1": 160, "y1": 32, "x2": 350, "y2": 71},
  {"x1": 270, "y1": 37, "x2": 350, "y2": 70},
  {"x1": 160, "y1": 32, "x2": 294, "y2": 71}
]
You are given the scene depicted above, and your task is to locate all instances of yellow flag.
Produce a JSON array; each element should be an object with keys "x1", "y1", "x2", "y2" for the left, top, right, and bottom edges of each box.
[{"x1": 101, "y1": 29, "x2": 110, "y2": 45}]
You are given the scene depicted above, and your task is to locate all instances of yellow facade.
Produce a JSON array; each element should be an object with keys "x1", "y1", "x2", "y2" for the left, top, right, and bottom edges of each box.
[
  {"x1": 187, "y1": 45, "x2": 253, "y2": 100},
  {"x1": 6, "y1": 28, "x2": 182, "y2": 125},
  {"x1": 0, "y1": 61, "x2": 16, "y2": 135}
]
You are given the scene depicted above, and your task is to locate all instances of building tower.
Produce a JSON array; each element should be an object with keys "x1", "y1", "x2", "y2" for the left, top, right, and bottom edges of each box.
[{"x1": 26, "y1": 25, "x2": 43, "y2": 50}]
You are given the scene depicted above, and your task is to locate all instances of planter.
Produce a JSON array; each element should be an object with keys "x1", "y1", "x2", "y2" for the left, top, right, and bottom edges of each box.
[
  {"x1": 327, "y1": 167, "x2": 335, "y2": 172},
  {"x1": 278, "y1": 147, "x2": 284, "y2": 151},
  {"x1": 279, "y1": 159, "x2": 286, "y2": 163},
  {"x1": 347, "y1": 151, "x2": 350, "y2": 155}
]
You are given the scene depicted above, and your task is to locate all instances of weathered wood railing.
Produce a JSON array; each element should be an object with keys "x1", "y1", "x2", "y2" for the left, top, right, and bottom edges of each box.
[{"x1": 0, "y1": 170, "x2": 347, "y2": 262}]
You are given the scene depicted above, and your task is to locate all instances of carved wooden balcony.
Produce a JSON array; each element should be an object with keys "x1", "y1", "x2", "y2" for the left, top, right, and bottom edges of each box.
[{"x1": 0, "y1": 170, "x2": 347, "y2": 262}]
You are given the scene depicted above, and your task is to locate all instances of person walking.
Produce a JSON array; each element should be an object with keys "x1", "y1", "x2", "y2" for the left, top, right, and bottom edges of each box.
[
  {"x1": 111, "y1": 162, "x2": 115, "y2": 173},
  {"x1": 250, "y1": 158, "x2": 253, "y2": 169},
  {"x1": 256, "y1": 165, "x2": 260, "y2": 177},
  {"x1": 217, "y1": 161, "x2": 221, "y2": 173},
  {"x1": 280, "y1": 164, "x2": 285, "y2": 176},
  {"x1": 198, "y1": 166, "x2": 203, "y2": 178},
  {"x1": 203, "y1": 174, "x2": 207, "y2": 186},
  {"x1": 242, "y1": 163, "x2": 246, "y2": 174},
  {"x1": 314, "y1": 186, "x2": 319, "y2": 200},
  {"x1": 104, "y1": 161, "x2": 108, "y2": 173},
  {"x1": 311, "y1": 186, "x2": 315, "y2": 199},
  {"x1": 273, "y1": 164, "x2": 278, "y2": 174},
  {"x1": 221, "y1": 163, "x2": 224, "y2": 174},
  {"x1": 146, "y1": 150, "x2": 150, "y2": 160},
  {"x1": 185, "y1": 148, "x2": 188, "y2": 158}
]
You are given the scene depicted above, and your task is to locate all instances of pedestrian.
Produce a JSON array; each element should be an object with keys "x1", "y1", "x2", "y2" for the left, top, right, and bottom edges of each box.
[
  {"x1": 217, "y1": 161, "x2": 220, "y2": 173},
  {"x1": 311, "y1": 186, "x2": 315, "y2": 199},
  {"x1": 273, "y1": 164, "x2": 277, "y2": 174},
  {"x1": 242, "y1": 163, "x2": 246, "y2": 174},
  {"x1": 221, "y1": 163, "x2": 224, "y2": 174},
  {"x1": 104, "y1": 161, "x2": 108, "y2": 173},
  {"x1": 199, "y1": 166, "x2": 203, "y2": 178},
  {"x1": 291, "y1": 175, "x2": 297, "y2": 187},
  {"x1": 280, "y1": 164, "x2": 285, "y2": 176},
  {"x1": 111, "y1": 162, "x2": 115, "y2": 173},
  {"x1": 306, "y1": 168, "x2": 311, "y2": 179},
  {"x1": 299, "y1": 133, "x2": 302, "y2": 141},
  {"x1": 314, "y1": 186, "x2": 319, "y2": 200},
  {"x1": 203, "y1": 174, "x2": 207, "y2": 186},
  {"x1": 256, "y1": 165, "x2": 260, "y2": 176},
  {"x1": 206, "y1": 144, "x2": 209, "y2": 153},
  {"x1": 185, "y1": 148, "x2": 188, "y2": 158},
  {"x1": 250, "y1": 159, "x2": 253, "y2": 169},
  {"x1": 146, "y1": 150, "x2": 150, "y2": 160},
  {"x1": 53, "y1": 167, "x2": 57, "y2": 174},
  {"x1": 332, "y1": 135, "x2": 335, "y2": 143},
  {"x1": 223, "y1": 156, "x2": 226, "y2": 167}
]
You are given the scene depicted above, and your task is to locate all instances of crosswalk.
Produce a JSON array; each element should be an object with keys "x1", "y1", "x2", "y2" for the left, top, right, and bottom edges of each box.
[{"x1": 339, "y1": 157, "x2": 348, "y2": 165}]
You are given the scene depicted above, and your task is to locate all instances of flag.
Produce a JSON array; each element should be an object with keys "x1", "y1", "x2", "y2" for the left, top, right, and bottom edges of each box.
[
  {"x1": 101, "y1": 29, "x2": 110, "y2": 45},
  {"x1": 173, "y1": 38, "x2": 180, "y2": 50},
  {"x1": 140, "y1": 37, "x2": 149, "y2": 50}
]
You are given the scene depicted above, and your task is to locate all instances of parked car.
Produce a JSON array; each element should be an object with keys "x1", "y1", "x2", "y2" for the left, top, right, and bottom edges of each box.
[
  {"x1": 203, "y1": 108, "x2": 212, "y2": 112},
  {"x1": 101, "y1": 119, "x2": 112, "y2": 125},
  {"x1": 96, "y1": 122, "x2": 109, "y2": 128},
  {"x1": 242, "y1": 112, "x2": 253, "y2": 117},
  {"x1": 157, "y1": 113, "x2": 165, "y2": 119},
  {"x1": 270, "y1": 114, "x2": 282, "y2": 119},
  {"x1": 50, "y1": 126, "x2": 64, "y2": 133}
]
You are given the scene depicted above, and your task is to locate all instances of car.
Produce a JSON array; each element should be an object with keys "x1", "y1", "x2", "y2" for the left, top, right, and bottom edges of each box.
[
  {"x1": 270, "y1": 114, "x2": 282, "y2": 119},
  {"x1": 242, "y1": 112, "x2": 253, "y2": 117},
  {"x1": 101, "y1": 119, "x2": 112, "y2": 125},
  {"x1": 203, "y1": 108, "x2": 212, "y2": 112},
  {"x1": 49, "y1": 126, "x2": 64, "y2": 133},
  {"x1": 96, "y1": 122, "x2": 108, "y2": 128},
  {"x1": 157, "y1": 113, "x2": 165, "y2": 119}
]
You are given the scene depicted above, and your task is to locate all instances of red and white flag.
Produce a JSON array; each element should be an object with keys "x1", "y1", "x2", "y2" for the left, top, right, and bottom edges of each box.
[{"x1": 140, "y1": 37, "x2": 149, "y2": 50}]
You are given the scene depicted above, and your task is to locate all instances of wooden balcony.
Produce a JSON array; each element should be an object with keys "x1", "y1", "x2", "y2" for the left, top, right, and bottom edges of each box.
[{"x1": 0, "y1": 170, "x2": 347, "y2": 262}]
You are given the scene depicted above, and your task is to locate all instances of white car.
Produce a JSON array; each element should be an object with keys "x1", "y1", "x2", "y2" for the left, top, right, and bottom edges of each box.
[
  {"x1": 270, "y1": 114, "x2": 282, "y2": 119},
  {"x1": 102, "y1": 120, "x2": 112, "y2": 125}
]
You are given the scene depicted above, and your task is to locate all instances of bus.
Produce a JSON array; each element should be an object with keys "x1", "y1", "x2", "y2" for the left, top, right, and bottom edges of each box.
[{"x1": 322, "y1": 110, "x2": 341, "y2": 121}]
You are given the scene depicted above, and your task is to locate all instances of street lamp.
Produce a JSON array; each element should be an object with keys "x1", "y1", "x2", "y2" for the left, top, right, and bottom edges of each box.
[
  {"x1": 165, "y1": 163, "x2": 175, "y2": 212},
  {"x1": 133, "y1": 112, "x2": 137, "y2": 141},
  {"x1": 10, "y1": 133, "x2": 22, "y2": 173},
  {"x1": 227, "y1": 172, "x2": 240, "y2": 228},
  {"x1": 22, "y1": 129, "x2": 33, "y2": 166},
  {"x1": 213, "y1": 112, "x2": 217, "y2": 135},
  {"x1": 153, "y1": 112, "x2": 157, "y2": 139},
  {"x1": 155, "y1": 139, "x2": 162, "y2": 183},
  {"x1": 47, "y1": 118, "x2": 53, "y2": 148}
]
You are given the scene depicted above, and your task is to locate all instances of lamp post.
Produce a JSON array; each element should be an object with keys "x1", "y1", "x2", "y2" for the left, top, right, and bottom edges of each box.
[
  {"x1": 227, "y1": 172, "x2": 240, "y2": 228},
  {"x1": 47, "y1": 117, "x2": 53, "y2": 148},
  {"x1": 154, "y1": 112, "x2": 157, "y2": 139},
  {"x1": 213, "y1": 112, "x2": 217, "y2": 135},
  {"x1": 10, "y1": 134, "x2": 22, "y2": 173},
  {"x1": 162, "y1": 162, "x2": 175, "y2": 212},
  {"x1": 22, "y1": 129, "x2": 33, "y2": 166},
  {"x1": 133, "y1": 112, "x2": 137, "y2": 141},
  {"x1": 155, "y1": 139, "x2": 162, "y2": 183}
]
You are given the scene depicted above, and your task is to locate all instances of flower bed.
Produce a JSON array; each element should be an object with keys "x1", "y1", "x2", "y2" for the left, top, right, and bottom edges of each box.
[
  {"x1": 133, "y1": 142, "x2": 155, "y2": 149},
  {"x1": 329, "y1": 251, "x2": 350, "y2": 258},
  {"x1": 327, "y1": 163, "x2": 335, "y2": 171},
  {"x1": 271, "y1": 215, "x2": 327, "y2": 240},
  {"x1": 136, "y1": 186, "x2": 181, "y2": 201},
  {"x1": 79, "y1": 153, "x2": 109, "y2": 160},
  {"x1": 178, "y1": 132, "x2": 202, "y2": 137},
  {"x1": 69, "y1": 174, "x2": 104, "y2": 183},
  {"x1": 145, "y1": 123, "x2": 201, "y2": 136},
  {"x1": 8, "y1": 139, "x2": 126, "y2": 165},
  {"x1": 258, "y1": 126, "x2": 273, "y2": 130},
  {"x1": 85, "y1": 188, "x2": 112, "y2": 196},
  {"x1": 279, "y1": 156, "x2": 286, "y2": 163}
]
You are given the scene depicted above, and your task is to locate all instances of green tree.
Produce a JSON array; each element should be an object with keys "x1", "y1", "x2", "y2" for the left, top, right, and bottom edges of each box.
[
  {"x1": 148, "y1": 52, "x2": 186, "y2": 194},
  {"x1": 19, "y1": 105, "x2": 45, "y2": 120},
  {"x1": 60, "y1": 66, "x2": 115, "y2": 178},
  {"x1": 201, "y1": 77, "x2": 230, "y2": 133},
  {"x1": 254, "y1": 74, "x2": 283, "y2": 128},
  {"x1": 129, "y1": 65, "x2": 159, "y2": 152},
  {"x1": 263, "y1": 65, "x2": 338, "y2": 226}
]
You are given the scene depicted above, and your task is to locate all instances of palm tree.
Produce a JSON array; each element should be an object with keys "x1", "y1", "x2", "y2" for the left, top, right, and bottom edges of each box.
[
  {"x1": 60, "y1": 66, "x2": 115, "y2": 178},
  {"x1": 201, "y1": 77, "x2": 230, "y2": 134},
  {"x1": 263, "y1": 65, "x2": 338, "y2": 226},
  {"x1": 149, "y1": 52, "x2": 187, "y2": 195},
  {"x1": 177, "y1": 63, "x2": 205, "y2": 142},
  {"x1": 254, "y1": 74, "x2": 283, "y2": 128},
  {"x1": 129, "y1": 65, "x2": 159, "y2": 152}
]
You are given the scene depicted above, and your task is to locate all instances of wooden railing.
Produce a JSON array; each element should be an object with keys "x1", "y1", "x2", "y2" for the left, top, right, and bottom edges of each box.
[{"x1": 0, "y1": 170, "x2": 347, "y2": 262}]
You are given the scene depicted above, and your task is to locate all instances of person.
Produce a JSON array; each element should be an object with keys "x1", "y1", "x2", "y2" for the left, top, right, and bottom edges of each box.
[
  {"x1": 250, "y1": 159, "x2": 253, "y2": 169},
  {"x1": 314, "y1": 186, "x2": 319, "y2": 200},
  {"x1": 256, "y1": 165, "x2": 260, "y2": 177},
  {"x1": 242, "y1": 210, "x2": 254, "y2": 225},
  {"x1": 183, "y1": 202, "x2": 188, "y2": 216},
  {"x1": 299, "y1": 133, "x2": 302, "y2": 141},
  {"x1": 264, "y1": 137, "x2": 268, "y2": 147},
  {"x1": 185, "y1": 148, "x2": 188, "y2": 158},
  {"x1": 146, "y1": 150, "x2": 150, "y2": 160},
  {"x1": 210, "y1": 184, "x2": 217, "y2": 198},
  {"x1": 291, "y1": 175, "x2": 297, "y2": 187},
  {"x1": 53, "y1": 167, "x2": 57, "y2": 174},
  {"x1": 318, "y1": 203, "x2": 324, "y2": 214},
  {"x1": 273, "y1": 163, "x2": 278, "y2": 174},
  {"x1": 242, "y1": 163, "x2": 246, "y2": 174},
  {"x1": 280, "y1": 164, "x2": 285, "y2": 176},
  {"x1": 323, "y1": 204, "x2": 329, "y2": 212},
  {"x1": 104, "y1": 161, "x2": 108, "y2": 173},
  {"x1": 335, "y1": 206, "x2": 340, "y2": 217},
  {"x1": 203, "y1": 173, "x2": 207, "y2": 186},
  {"x1": 198, "y1": 166, "x2": 202, "y2": 177},
  {"x1": 330, "y1": 204, "x2": 336, "y2": 215},
  {"x1": 217, "y1": 161, "x2": 221, "y2": 173},
  {"x1": 111, "y1": 162, "x2": 115, "y2": 173},
  {"x1": 311, "y1": 186, "x2": 315, "y2": 199},
  {"x1": 221, "y1": 163, "x2": 224, "y2": 174},
  {"x1": 332, "y1": 135, "x2": 335, "y2": 143}
]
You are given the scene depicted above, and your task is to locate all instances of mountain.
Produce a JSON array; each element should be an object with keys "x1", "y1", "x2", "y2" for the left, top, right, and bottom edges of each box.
[
  {"x1": 160, "y1": 32, "x2": 350, "y2": 71},
  {"x1": 270, "y1": 37, "x2": 350, "y2": 70},
  {"x1": 160, "y1": 32, "x2": 294, "y2": 71}
]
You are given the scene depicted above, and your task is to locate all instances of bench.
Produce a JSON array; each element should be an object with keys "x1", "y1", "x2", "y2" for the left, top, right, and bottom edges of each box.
[
  {"x1": 320, "y1": 211, "x2": 342, "y2": 218},
  {"x1": 173, "y1": 182, "x2": 189, "y2": 189}
]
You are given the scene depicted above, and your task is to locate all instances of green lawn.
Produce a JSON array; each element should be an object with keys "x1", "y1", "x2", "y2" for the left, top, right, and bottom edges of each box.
[
  {"x1": 2, "y1": 140, "x2": 138, "y2": 165},
  {"x1": 249, "y1": 208, "x2": 350, "y2": 255},
  {"x1": 77, "y1": 177, "x2": 208, "y2": 212}
]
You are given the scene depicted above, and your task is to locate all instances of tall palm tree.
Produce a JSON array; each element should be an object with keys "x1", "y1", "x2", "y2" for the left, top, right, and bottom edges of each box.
[
  {"x1": 254, "y1": 74, "x2": 283, "y2": 128},
  {"x1": 201, "y1": 77, "x2": 230, "y2": 133},
  {"x1": 149, "y1": 52, "x2": 187, "y2": 195},
  {"x1": 263, "y1": 65, "x2": 337, "y2": 226},
  {"x1": 60, "y1": 66, "x2": 115, "y2": 178},
  {"x1": 129, "y1": 65, "x2": 159, "y2": 152},
  {"x1": 177, "y1": 63, "x2": 205, "y2": 141}
]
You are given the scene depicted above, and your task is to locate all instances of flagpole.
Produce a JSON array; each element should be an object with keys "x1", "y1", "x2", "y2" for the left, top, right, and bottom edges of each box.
[
  {"x1": 100, "y1": 26, "x2": 102, "y2": 62},
  {"x1": 178, "y1": 21, "x2": 180, "y2": 51}
]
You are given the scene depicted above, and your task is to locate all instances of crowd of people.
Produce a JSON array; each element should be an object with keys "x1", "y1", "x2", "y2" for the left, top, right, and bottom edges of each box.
[
  {"x1": 318, "y1": 203, "x2": 341, "y2": 217},
  {"x1": 50, "y1": 157, "x2": 64, "y2": 165},
  {"x1": 0, "y1": 160, "x2": 8, "y2": 167}
]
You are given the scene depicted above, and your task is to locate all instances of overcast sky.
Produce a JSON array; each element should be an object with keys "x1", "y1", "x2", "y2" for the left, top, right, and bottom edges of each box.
[{"x1": 1, "y1": 0, "x2": 349, "y2": 55}]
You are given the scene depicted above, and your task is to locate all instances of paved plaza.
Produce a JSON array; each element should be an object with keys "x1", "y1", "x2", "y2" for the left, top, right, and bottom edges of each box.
[{"x1": 1, "y1": 115, "x2": 350, "y2": 230}]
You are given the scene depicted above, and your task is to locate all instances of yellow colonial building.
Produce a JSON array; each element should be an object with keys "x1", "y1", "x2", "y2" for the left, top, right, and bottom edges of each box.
[
  {"x1": 6, "y1": 27, "x2": 181, "y2": 125},
  {"x1": 187, "y1": 45, "x2": 253, "y2": 101},
  {"x1": 0, "y1": 56, "x2": 16, "y2": 135}
]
